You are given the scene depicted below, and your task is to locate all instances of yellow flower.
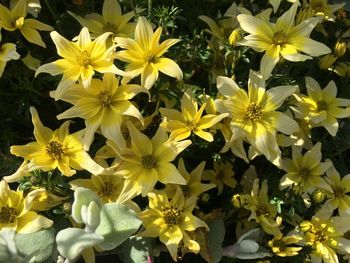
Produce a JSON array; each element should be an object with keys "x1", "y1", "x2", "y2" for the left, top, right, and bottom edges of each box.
[
  {"x1": 138, "y1": 187, "x2": 208, "y2": 261},
  {"x1": 107, "y1": 123, "x2": 191, "y2": 203},
  {"x1": 35, "y1": 27, "x2": 124, "y2": 99},
  {"x1": 215, "y1": 70, "x2": 299, "y2": 167},
  {"x1": 0, "y1": 42, "x2": 20, "y2": 77},
  {"x1": 237, "y1": 1, "x2": 331, "y2": 79},
  {"x1": 52, "y1": 73, "x2": 147, "y2": 150},
  {"x1": 244, "y1": 179, "x2": 282, "y2": 237},
  {"x1": 279, "y1": 143, "x2": 332, "y2": 194},
  {"x1": 28, "y1": 188, "x2": 67, "y2": 211},
  {"x1": 70, "y1": 174, "x2": 123, "y2": 203},
  {"x1": 0, "y1": 180, "x2": 52, "y2": 233},
  {"x1": 268, "y1": 235, "x2": 302, "y2": 257},
  {"x1": 202, "y1": 160, "x2": 237, "y2": 194},
  {"x1": 299, "y1": 216, "x2": 350, "y2": 263},
  {"x1": 292, "y1": 77, "x2": 350, "y2": 136},
  {"x1": 160, "y1": 88, "x2": 228, "y2": 142},
  {"x1": 164, "y1": 158, "x2": 215, "y2": 199},
  {"x1": 114, "y1": 16, "x2": 183, "y2": 90},
  {"x1": 0, "y1": 0, "x2": 53, "y2": 47},
  {"x1": 9, "y1": 107, "x2": 104, "y2": 178},
  {"x1": 68, "y1": 0, "x2": 141, "y2": 40},
  {"x1": 318, "y1": 162, "x2": 350, "y2": 217},
  {"x1": 307, "y1": 0, "x2": 345, "y2": 21}
]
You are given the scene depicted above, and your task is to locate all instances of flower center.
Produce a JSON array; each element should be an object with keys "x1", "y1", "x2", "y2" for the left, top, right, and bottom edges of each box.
[
  {"x1": 103, "y1": 22, "x2": 118, "y2": 35},
  {"x1": 186, "y1": 121, "x2": 197, "y2": 131},
  {"x1": 141, "y1": 155, "x2": 156, "y2": 169},
  {"x1": 311, "y1": 1, "x2": 325, "y2": 13},
  {"x1": 333, "y1": 186, "x2": 345, "y2": 198},
  {"x1": 244, "y1": 103, "x2": 262, "y2": 121},
  {"x1": 46, "y1": 141, "x2": 64, "y2": 160},
  {"x1": 181, "y1": 185, "x2": 191, "y2": 198},
  {"x1": 0, "y1": 206, "x2": 16, "y2": 224},
  {"x1": 98, "y1": 182, "x2": 115, "y2": 200},
  {"x1": 76, "y1": 50, "x2": 91, "y2": 67},
  {"x1": 162, "y1": 206, "x2": 182, "y2": 226},
  {"x1": 273, "y1": 30, "x2": 288, "y2": 45},
  {"x1": 145, "y1": 51, "x2": 155, "y2": 63},
  {"x1": 98, "y1": 91, "x2": 112, "y2": 106},
  {"x1": 256, "y1": 203, "x2": 271, "y2": 217},
  {"x1": 14, "y1": 17, "x2": 24, "y2": 29},
  {"x1": 299, "y1": 168, "x2": 311, "y2": 178},
  {"x1": 316, "y1": 100, "x2": 328, "y2": 111}
]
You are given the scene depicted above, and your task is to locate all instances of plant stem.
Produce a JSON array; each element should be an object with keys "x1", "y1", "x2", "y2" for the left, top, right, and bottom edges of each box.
[{"x1": 148, "y1": 0, "x2": 152, "y2": 18}]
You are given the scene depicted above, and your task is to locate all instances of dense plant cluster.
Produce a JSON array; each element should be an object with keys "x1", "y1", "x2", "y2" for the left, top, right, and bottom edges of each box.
[{"x1": 1, "y1": 0, "x2": 350, "y2": 262}]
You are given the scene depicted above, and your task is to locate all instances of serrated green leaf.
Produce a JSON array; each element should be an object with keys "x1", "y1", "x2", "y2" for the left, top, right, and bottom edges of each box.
[
  {"x1": 15, "y1": 228, "x2": 55, "y2": 262},
  {"x1": 95, "y1": 203, "x2": 142, "y2": 251}
]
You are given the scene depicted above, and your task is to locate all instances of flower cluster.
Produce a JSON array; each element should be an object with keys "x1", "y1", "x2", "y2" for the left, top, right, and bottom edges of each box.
[{"x1": 2, "y1": 0, "x2": 350, "y2": 262}]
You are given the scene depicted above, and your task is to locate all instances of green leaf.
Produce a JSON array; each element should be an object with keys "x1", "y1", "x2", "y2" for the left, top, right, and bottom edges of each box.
[
  {"x1": 95, "y1": 203, "x2": 142, "y2": 251},
  {"x1": 207, "y1": 218, "x2": 225, "y2": 263},
  {"x1": 15, "y1": 228, "x2": 55, "y2": 262},
  {"x1": 56, "y1": 228, "x2": 104, "y2": 261},
  {"x1": 123, "y1": 236, "x2": 153, "y2": 263}
]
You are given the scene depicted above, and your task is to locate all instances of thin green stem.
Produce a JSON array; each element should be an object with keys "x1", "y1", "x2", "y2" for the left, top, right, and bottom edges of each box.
[{"x1": 148, "y1": 0, "x2": 152, "y2": 18}]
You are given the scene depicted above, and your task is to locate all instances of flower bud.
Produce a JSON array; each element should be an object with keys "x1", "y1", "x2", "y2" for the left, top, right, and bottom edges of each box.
[
  {"x1": 229, "y1": 29, "x2": 242, "y2": 47},
  {"x1": 312, "y1": 189, "x2": 326, "y2": 203},
  {"x1": 319, "y1": 54, "x2": 337, "y2": 70},
  {"x1": 299, "y1": 220, "x2": 313, "y2": 232},
  {"x1": 232, "y1": 194, "x2": 244, "y2": 208},
  {"x1": 334, "y1": 40, "x2": 347, "y2": 57}
]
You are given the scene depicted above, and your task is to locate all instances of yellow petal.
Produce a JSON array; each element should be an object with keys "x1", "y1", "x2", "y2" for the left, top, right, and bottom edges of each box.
[
  {"x1": 135, "y1": 16, "x2": 153, "y2": 50},
  {"x1": 20, "y1": 26, "x2": 46, "y2": 47},
  {"x1": 30, "y1": 107, "x2": 53, "y2": 144},
  {"x1": 16, "y1": 211, "x2": 53, "y2": 234},
  {"x1": 153, "y1": 57, "x2": 183, "y2": 80},
  {"x1": 102, "y1": 0, "x2": 122, "y2": 23},
  {"x1": 50, "y1": 31, "x2": 79, "y2": 59}
]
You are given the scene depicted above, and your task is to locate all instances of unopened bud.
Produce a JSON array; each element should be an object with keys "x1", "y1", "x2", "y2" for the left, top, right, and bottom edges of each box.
[
  {"x1": 299, "y1": 220, "x2": 313, "y2": 232},
  {"x1": 312, "y1": 189, "x2": 326, "y2": 203},
  {"x1": 229, "y1": 29, "x2": 242, "y2": 47},
  {"x1": 334, "y1": 40, "x2": 347, "y2": 57},
  {"x1": 319, "y1": 54, "x2": 337, "y2": 70},
  {"x1": 232, "y1": 194, "x2": 244, "y2": 208}
]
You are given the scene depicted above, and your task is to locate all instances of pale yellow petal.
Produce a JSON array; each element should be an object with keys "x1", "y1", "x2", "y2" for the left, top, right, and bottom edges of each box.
[{"x1": 153, "y1": 57, "x2": 183, "y2": 80}]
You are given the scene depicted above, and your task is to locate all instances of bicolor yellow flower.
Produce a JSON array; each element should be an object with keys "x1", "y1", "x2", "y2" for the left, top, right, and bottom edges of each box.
[
  {"x1": 244, "y1": 179, "x2": 282, "y2": 236},
  {"x1": 70, "y1": 174, "x2": 123, "y2": 203},
  {"x1": 307, "y1": 0, "x2": 345, "y2": 21},
  {"x1": 202, "y1": 160, "x2": 237, "y2": 194},
  {"x1": 68, "y1": 0, "x2": 140, "y2": 40},
  {"x1": 299, "y1": 216, "x2": 350, "y2": 263},
  {"x1": 52, "y1": 73, "x2": 146, "y2": 150},
  {"x1": 114, "y1": 16, "x2": 183, "y2": 90},
  {"x1": 138, "y1": 187, "x2": 208, "y2": 261},
  {"x1": 165, "y1": 158, "x2": 215, "y2": 199},
  {"x1": 318, "y1": 162, "x2": 350, "y2": 217},
  {"x1": 215, "y1": 70, "x2": 299, "y2": 167},
  {"x1": 268, "y1": 235, "x2": 302, "y2": 257},
  {"x1": 36, "y1": 27, "x2": 124, "y2": 99},
  {"x1": 0, "y1": 42, "x2": 20, "y2": 77},
  {"x1": 237, "y1": 1, "x2": 331, "y2": 79},
  {"x1": 28, "y1": 188, "x2": 67, "y2": 211},
  {"x1": 160, "y1": 88, "x2": 228, "y2": 142},
  {"x1": 9, "y1": 107, "x2": 104, "y2": 178},
  {"x1": 107, "y1": 123, "x2": 191, "y2": 203},
  {"x1": 292, "y1": 77, "x2": 350, "y2": 136},
  {"x1": 279, "y1": 143, "x2": 332, "y2": 194},
  {"x1": 0, "y1": 0, "x2": 53, "y2": 47},
  {"x1": 0, "y1": 180, "x2": 52, "y2": 233}
]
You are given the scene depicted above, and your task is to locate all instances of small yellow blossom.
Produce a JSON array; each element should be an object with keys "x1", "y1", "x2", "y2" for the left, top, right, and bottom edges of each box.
[
  {"x1": 268, "y1": 235, "x2": 302, "y2": 257},
  {"x1": 28, "y1": 188, "x2": 67, "y2": 211},
  {"x1": 36, "y1": 27, "x2": 123, "y2": 99},
  {"x1": 307, "y1": 0, "x2": 345, "y2": 21},
  {"x1": 107, "y1": 123, "x2": 191, "y2": 202},
  {"x1": 299, "y1": 216, "x2": 350, "y2": 263},
  {"x1": 9, "y1": 107, "x2": 104, "y2": 178},
  {"x1": 160, "y1": 88, "x2": 228, "y2": 142},
  {"x1": 292, "y1": 77, "x2": 350, "y2": 136},
  {"x1": 0, "y1": 181, "x2": 52, "y2": 233},
  {"x1": 215, "y1": 70, "x2": 299, "y2": 167},
  {"x1": 0, "y1": 0, "x2": 53, "y2": 47},
  {"x1": 114, "y1": 16, "x2": 183, "y2": 90},
  {"x1": 280, "y1": 143, "x2": 332, "y2": 194},
  {"x1": 244, "y1": 179, "x2": 282, "y2": 236},
  {"x1": 165, "y1": 158, "x2": 215, "y2": 199},
  {"x1": 138, "y1": 187, "x2": 208, "y2": 261},
  {"x1": 0, "y1": 42, "x2": 20, "y2": 77},
  {"x1": 68, "y1": 0, "x2": 141, "y2": 40},
  {"x1": 318, "y1": 162, "x2": 350, "y2": 217},
  {"x1": 202, "y1": 160, "x2": 237, "y2": 194},
  {"x1": 52, "y1": 73, "x2": 147, "y2": 150},
  {"x1": 237, "y1": 1, "x2": 331, "y2": 79}
]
